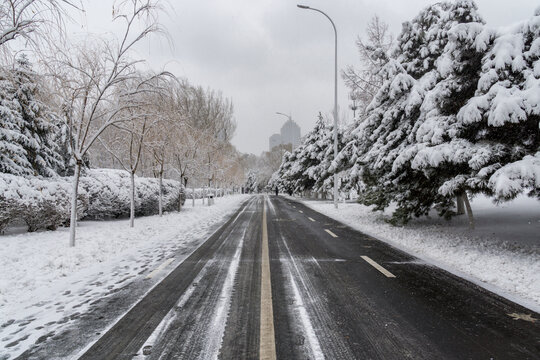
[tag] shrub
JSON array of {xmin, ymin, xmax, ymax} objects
[{"xmin": 0, "ymin": 169, "xmax": 185, "ymax": 232}]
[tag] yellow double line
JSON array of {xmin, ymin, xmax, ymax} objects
[{"xmin": 260, "ymin": 201, "xmax": 277, "ymax": 359}]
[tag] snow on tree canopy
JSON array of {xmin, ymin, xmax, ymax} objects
[
  {"xmin": 0, "ymin": 56, "xmax": 64, "ymax": 177},
  {"xmin": 488, "ymin": 152, "xmax": 540, "ymax": 200},
  {"xmin": 337, "ymin": 0, "xmax": 538, "ymax": 223}
]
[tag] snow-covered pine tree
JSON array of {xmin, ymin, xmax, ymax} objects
[
  {"xmin": 458, "ymin": 7, "xmax": 540, "ymax": 201},
  {"xmin": 390, "ymin": 0, "xmax": 488, "ymax": 224},
  {"xmin": 307, "ymin": 116, "xmax": 346, "ymax": 194},
  {"xmin": 0, "ymin": 55, "xmax": 63, "ymax": 177},
  {"xmin": 244, "ymin": 170, "xmax": 258, "ymax": 193},
  {"xmin": 295, "ymin": 114, "xmax": 328, "ymax": 193},
  {"xmin": 345, "ymin": 1, "xmax": 489, "ymax": 223},
  {"xmin": 0, "ymin": 68, "xmax": 29, "ymax": 175},
  {"xmin": 271, "ymin": 151, "xmax": 294, "ymax": 195},
  {"xmin": 272, "ymin": 144, "xmax": 305, "ymax": 196}
]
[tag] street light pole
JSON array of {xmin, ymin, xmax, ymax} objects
[
  {"xmin": 275, "ymin": 111, "xmax": 291, "ymax": 156},
  {"xmin": 297, "ymin": 4, "xmax": 339, "ymax": 208},
  {"xmin": 275, "ymin": 112, "xmax": 292, "ymax": 122}
]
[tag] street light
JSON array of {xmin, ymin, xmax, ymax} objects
[
  {"xmin": 297, "ymin": 4, "xmax": 339, "ymax": 208},
  {"xmin": 275, "ymin": 112, "xmax": 292, "ymax": 154},
  {"xmin": 275, "ymin": 112, "xmax": 292, "ymax": 121}
]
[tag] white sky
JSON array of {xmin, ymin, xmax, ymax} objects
[{"xmin": 69, "ymin": 0, "xmax": 538, "ymax": 155}]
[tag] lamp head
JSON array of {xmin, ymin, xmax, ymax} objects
[{"xmin": 297, "ymin": 4, "xmax": 310, "ymax": 9}]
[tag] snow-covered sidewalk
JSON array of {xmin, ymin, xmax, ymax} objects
[
  {"xmin": 302, "ymin": 195, "xmax": 540, "ymax": 312},
  {"xmin": 0, "ymin": 194, "xmax": 250, "ymax": 358}
]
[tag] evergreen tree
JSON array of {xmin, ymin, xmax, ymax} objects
[
  {"xmin": 390, "ymin": 0, "xmax": 488, "ymax": 222},
  {"xmin": 0, "ymin": 70, "xmax": 29, "ymax": 175},
  {"xmin": 458, "ymin": 8, "xmax": 540, "ymax": 201},
  {"xmin": 244, "ymin": 170, "xmax": 258, "ymax": 193},
  {"xmin": 0, "ymin": 55, "xmax": 64, "ymax": 177},
  {"xmin": 346, "ymin": 1, "xmax": 489, "ymax": 222}
]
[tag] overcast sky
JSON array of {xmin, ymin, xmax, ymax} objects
[{"xmin": 72, "ymin": 0, "xmax": 537, "ymax": 155}]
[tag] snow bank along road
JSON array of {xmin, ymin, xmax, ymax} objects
[{"xmin": 17, "ymin": 195, "xmax": 540, "ymax": 359}]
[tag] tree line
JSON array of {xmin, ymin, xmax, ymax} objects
[
  {"xmin": 0, "ymin": 0, "xmax": 245, "ymax": 245},
  {"xmin": 272, "ymin": 0, "xmax": 539, "ymax": 226}
]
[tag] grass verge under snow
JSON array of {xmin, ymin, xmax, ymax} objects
[
  {"xmin": 0, "ymin": 195, "xmax": 250, "ymax": 310},
  {"xmin": 302, "ymin": 195, "xmax": 540, "ymax": 312}
]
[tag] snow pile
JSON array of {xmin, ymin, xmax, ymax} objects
[
  {"xmin": 0, "ymin": 169, "xmax": 185, "ymax": 232},
  {"xmin": 304, "ymin": 195, "xmax": 540, "ymax": 311}
]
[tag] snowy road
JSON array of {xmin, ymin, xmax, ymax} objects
[{"xmin": 14, "ymin": 195, "xmax": 540, "ymax": 359}]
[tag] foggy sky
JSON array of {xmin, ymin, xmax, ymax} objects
[{"xmin": 70, "ymin": 0, "xmax": 538, "ymax": 155}]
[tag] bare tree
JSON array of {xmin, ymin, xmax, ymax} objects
[
  {"xmin": 48, "ymin": 0, "xmax": 167, "ymax": 246},
  {"xmin": 98, "ymin": 74, "xmax": 164, "ymax": 227},
  {"xmin": 342, "ymin": 15, "xmax": 393, "ymax": 118},
  {"xmin": 0, "ymin": 0, "xmax": 82, "ymax": 61},
  {"xmin": 145, "ymin": 86, "xmax": 175, "ymax": 216}
]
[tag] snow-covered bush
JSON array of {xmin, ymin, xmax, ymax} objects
[
  {"xmin": 184, "ymin": 188, "xmax": 224, "ymax": 199},
  {"xmin": 80, "ymin": 170, "xmax": 131, "ymax": 219},
  {"xmin": 81, "ymin": 169, "xmax": 185, "ymax": 219},
  {"xmin": 0, "ymin": 169, "xmax": 185, "ymax": 232},
  {"xmin": 0, "ymin": 174, "xmax": 81, "ymax": 232}
]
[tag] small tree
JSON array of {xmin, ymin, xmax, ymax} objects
[
  {"xmin": 48, "ymin": 0, "xmax": 167, "ymax": 246},
  {"xmin": 98, "ymin": 74, "xmax": 164, "ymax": 227},
  {"xmin": 342, "ymin": 15, "xmax": 393, "ymax": 118}
]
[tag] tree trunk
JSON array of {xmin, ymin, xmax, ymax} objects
[
  {"xmin": 130, "ymin": 171, "xmax": 135, "ymax": 228},
  {"xmin": 463, "ymin": 191, "xmax": 475, "ymax": 229},
  {"xmin": 69, "ymin": 162, "xmax": 82, "ymax": 247},
  {"xmin": 456, "ymin": 195, "xmax": 465, "ymax": 215},
  {"xmin": 192, "ymin": 186, "xmax": 195, "ymax": 207},
  {"xmin": 178, "ymin": 184, "xmax": 183, "ymax": 212},
  {"xmin": 158, "ymin": 171, "xmax": 163, "ymax": 217}
]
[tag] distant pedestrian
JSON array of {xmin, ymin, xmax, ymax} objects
[{"xmin": 275, "ymin": 187, "xmax": 278, "ymax": 196}]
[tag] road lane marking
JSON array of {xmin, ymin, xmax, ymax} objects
[
  {"xmin": 145, "ymin": 258, "xmax": 175, "ymax": 279},
  {"xmin": 507, "ymin": 313, "xmax": 537, "ymax": 322},
  {"xmin": 361, "ymin": 256, "xmax": 396, "ymax": 278},
  {"xmin": 324, "ymin": 229, "xmax": 338, "ymax": 238},
  {"xmin": 260, "ymin": 201, "xmax": 277, "ymax": 360},
  {"xmin": 308, "ymin": 217, "xmax": 315, "ymax": 222},
  {"xmin": 299, "ymin": 210, "xmax": 303, "ymax": 213}
]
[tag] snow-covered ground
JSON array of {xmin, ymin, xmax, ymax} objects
[
  {"xmin": 0, "ymin": 194, "xmax": 250, "ymax": 359},
  {"xmin": 302, "ymin": 195, "xmax": 540, "ymax": 312}
]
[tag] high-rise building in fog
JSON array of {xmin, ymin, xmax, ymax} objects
[{"xmin": 269, "ymin": 118, "xmax": 301, "ymax": 151}]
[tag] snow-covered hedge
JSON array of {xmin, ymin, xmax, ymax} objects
[
  {"xmin": 0, "ymin": 169, "xmax": 185, "ymax": 232},
  {"xmin": 185, "ymin": 188, "xmax": 227, "ymax": 199},
  {"xmin": 0, "ymin": 174, "xmax": 84, "ymax": 232},
  {"xmin": 81, "ymin": 169, "xmax": 184, "ymax": 219}
]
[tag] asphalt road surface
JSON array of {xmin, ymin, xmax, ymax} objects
[{"xmin": 29, "ymin": 195, "xmax": 540, "ymax": 359}]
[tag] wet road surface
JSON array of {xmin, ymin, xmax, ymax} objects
[{"xmin": 18, "ymin": 195, "xmax": 540, "ymax": 359}]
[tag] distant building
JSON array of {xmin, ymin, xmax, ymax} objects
[
  {"xmin": 269, "ymin": 118, "xmax": 301, "ymax": 151},
  {"xmin": 269, "ymin": 134, "xmax": 282, "ymax": 150}
]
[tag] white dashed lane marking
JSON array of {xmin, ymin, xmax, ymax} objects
[
  {"xmin": 324, "ymin": 229, "xmax": 338, "ymax": 238},
  {"xmin": 308, "ymin": 217, "xmax": 315, "ymax": 222},
  {"xmin": 361, "ymin": 256, "xmax": 396, "ymax": 278}
]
